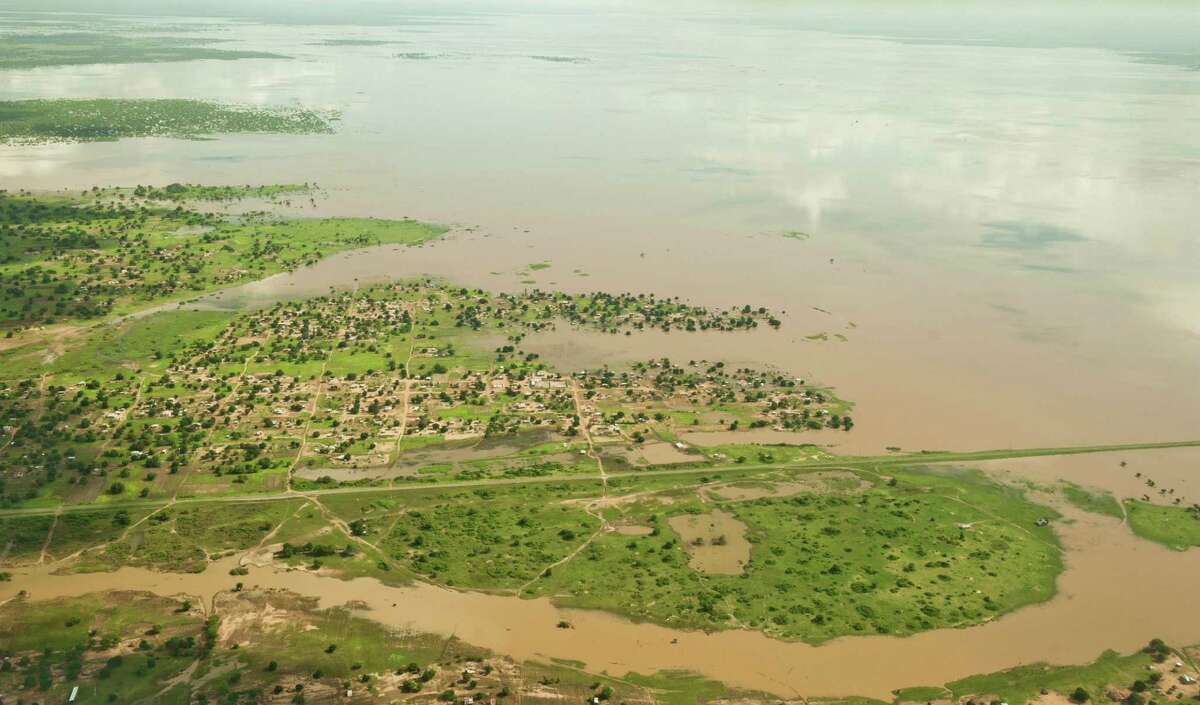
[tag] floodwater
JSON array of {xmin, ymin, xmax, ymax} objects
[
  {"xmin": 2, "ymin": 0, "xmax": 1200, "ymax": 696},
  {"xmin": 4, "ymin": 452, "xmax": 1200, "ymax": 699}
]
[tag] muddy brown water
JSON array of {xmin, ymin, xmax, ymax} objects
[
  {"xmin": 668, "ymin": 509, "xmax": 752, "ymax": 574},
  {"xmin": 5, "ymin": 449, "xmax": 1200, "ymax": 700}
]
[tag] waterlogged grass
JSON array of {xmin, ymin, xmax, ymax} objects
[
  {"xmin": 527, "ymin": 466, "xmax": 1062, "ymax": 643},
  {"xmin": 0, "ymin": 190, "xmax": 445, "ymax": 329},
  {"xmin": 1062, "ymin": 482, "xmax": 1124, "ymax": 519},
  {"xmin": 310, "ymin": 39, "xmax": 400, "ymax": 47},
  {"xmin": 1125, "ymin": 500, "xmax": 1200, "ymax": 551},
  {"xmin": 623, "ymin": 670, "xmax": 739, "ymax": 705},
  {"xmin": 0, "ymin": 32, "xmax": 288, "ymax": 70},
  {"xmin": 0, "ymin": 99, "xmax": 336, "ymax": 144}
]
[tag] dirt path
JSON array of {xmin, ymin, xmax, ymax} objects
[
  {"xmin": 388, "ymin": 317, "xmax": 418, "ymax": 468},
  {"xmin": 571, "ymin": 379, "xmax": 607, "ymax": 495},
  {"xmin": 2, "ymin": 440, "xmax": 1199, "ymax": 520},
  {"xmin": 287, "ymin": 287, "xmax": 360, "ymax": 490},
  {"xmin": 36, "ymin": 509, "xmax": 60, "ymax": 564}
]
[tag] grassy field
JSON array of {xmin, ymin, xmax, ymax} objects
[
  {"xmin": 126, "ymin": 182, "xmax": 312, "ymax": 202},
  {"xmin": 0, "ymin": 32, "xmax": 287, "ymax": 70},
  {"xmin": 944, "ymin": 644, "xmax": 1164, "ymax": 704},
  {"xmin": 1125, "ymin": 500, "xmax": 1200, "ymax": 551},
  {"xmin": 520, "ymin": 466, "xmax": 1061, "ymax": 643},
  {"xmin": 327, "ymin": 481, "xmax": 602, "ymax": 589},
  {"xmin": 0, "ymin": 189, "xmax": 444, "ymax": 332},
  {"xmin": 0, "ymin": 98, "xmax": 335, "ymax": 144}
]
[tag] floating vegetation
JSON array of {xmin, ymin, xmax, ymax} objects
[
  {"xmin": 0, "ymin": 99, "xmax": 338, "ymax": 145},
  {"xmin": 394, "ymin": 52, "xmax": 452, "ymax": 61},
  {"xmin": 778, "ymin": 230, "xmax": 811, "ymax": 241},
  {"xmin": 125, "ymin": 183, "xmax": 312, "ymax": 202},
  {"xmin": 310, "ymin": 39, "xmax": 400, "ymax": 47},
  {"xmin": 0, "ymin": 32, "xmax": 288, "ymax": 70},
  {"xmin": 529, "ymin": 55, "xmax": 590, "ymax": 64}
]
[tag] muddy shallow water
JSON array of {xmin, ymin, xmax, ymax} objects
[
  {"xmin": 668, "ymin": 509, "xmax": 752, "ymax": 574},
  {"xmin": 5, "ymin": 450, "xmax": 1200, "ymax": 699}
]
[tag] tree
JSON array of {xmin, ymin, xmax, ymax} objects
[{"xmin": 1071, "ymin": 688, "xmax": 1090, "ymax": 703}]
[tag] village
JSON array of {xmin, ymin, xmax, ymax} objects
[{"xmin": 0, "ymin": 279, "xmax": 840, "ymax": 504}]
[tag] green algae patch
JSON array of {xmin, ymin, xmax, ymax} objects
[{"xmin": 0, "ymin": 99, "xmax": 336, "ymax": 145}]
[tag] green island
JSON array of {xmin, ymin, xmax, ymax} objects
[
  {"xmin": 0, "ymin": 185, "xmax": 1197, "ymax": 704},
  {"xmin": 1125, "ymin": 500, "xmax": 1200, "ymax": 551},
  {"xmin": 0, "ymin": 32, "xmax": 289, "ymax": 70},
  {"xmin": 0, "ymin": 99, "xmax": 336, "ymax": 145},
  {"xmin": 125, "ymin": 183, "xmax": 315, "ymax": 203}
]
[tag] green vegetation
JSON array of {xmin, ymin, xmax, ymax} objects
[
  {"xmin": 349, "ymin": 483, "xmax": 600, "ymax": 588},
  {"xmin": 0, "ymin": 32, "xmax": 288, "ymax": 70},
  {"xmin": 0, "ymin": 586, "xmax": 764, "ymax": 705},
  {"xmin": 1125, "ymin": 500, "xmax": 1200, "ymax": 551},
  {"xmin": 127, "ymin": 182, "xmax": 311, "ymax": 202},
  {"xmin": 525, "ymin": 466, "xmax": 1062, "ymax": 643},
  {"xmin": 1062, "ymin": 482, "xmax": 1124, "ymax": 519},
  {"xmin": 74, "ymin": 502, "xmax": 304, "ymax": 574},
  {"xmin": 892, "ymin": 686, "xmax": 951, "ymax": 702},
  {"xmin": 311, "ymin": 39, "xmax": 400, "ymax": 46},
  {"xmin": 945, "ymin": 642, "xmax": 1168, "ymax": 705},
  {"xmin": 623, "ymin": 670, "xmax": 739, "ymax": 705},
  {"xmin": 0, "ymin": 189, "xmax": 443, "ymax": 330},
  {"xmin": 0, "ymin": 99, "xmax": 335, "ymax": 144}
]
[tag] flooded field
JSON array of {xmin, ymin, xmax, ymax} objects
[{"xmin": 668, "ymin": 509, "xmax": 752, "ymax": 574}]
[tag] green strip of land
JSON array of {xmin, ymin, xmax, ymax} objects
[
  {"xmin": 0, "ymin": 98, "xmax": 336, "ymax": 144},
  {"xmin": 0, "ymin": 439, "xmax": 1194, "ymax": 518},
  {"xmin": 0, "ymin": 32, "xmax": 288, "ymax": 70}
]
